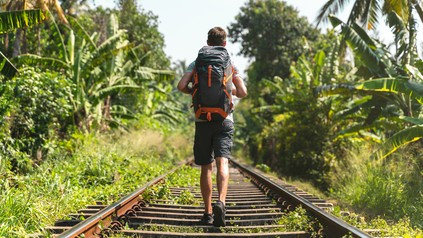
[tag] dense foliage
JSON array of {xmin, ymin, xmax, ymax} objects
[
  {"xmin": 229, "ymin": 0, "xmax": 423, "ymax": 230},
  {"xmin": 0, "ymin": 0, "xmax": 422, "ymax": 235}
]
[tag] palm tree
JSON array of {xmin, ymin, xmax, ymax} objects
[
  {"xmin": 316, "ymin": 16, "xmax": 423, "ymax": 159},
  {"xmin": 316, "ymin": 0, "xmax": 423, "ymax": 29}
]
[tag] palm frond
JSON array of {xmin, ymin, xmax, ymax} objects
[
  {"xmin": 361, "ymin": 0, "xmax": 381, "ymax": 29},
  {"xmin": 406, "ymin": 8, "xmax": 418, "ymax": 65},
  {"xmin": 334, "ymin": 95, "xmax": 373, "ymax": 118},
  {"xmin": 0, "ymin": 9, "xmax": 46, "ymax": 34},
  {"xmin": 96, "ymin": 85, "xmax": 140, "ymax": 97},
  {"xmin": 136, "ymin": 67, "xmax": 175, "ymax": 82},
  {"xmin": 356, "ymin": 77, "xmax": 423, "ymax": 103},
  {"xmin": 111, "ymin": 105, "xmax": 136, "ymax": 119},
  {"xmin": 411, "ymin": 0, "xmax": 423, "ymax": 23},
  {"xmin": 344, "ymin": 22, "xmax": 387, "ymax": 75},
  {"xmin": 315, "ymin": 83, "xmax": 356, "ymax": 97},
  {"xmin": 316, "ymin": 0, "xmax": 352, "ymax": 25},
  {"xmin": 14, "ymin": 54, "xmax": 69, "ymax": 70},
  {"xmin": 383, "ymin": 0, "xmax": 409, "ymax": 21},
  {"xmin": 346, "ymin": 0, "xmax": 369, "ymax": 26},
  {"xmin": 262, "ymin": 78, "xmax": 284, "ymax": 93},
  {"xmin": 337, "ymin": 122, "xmax": 377, "ymax": 137},
  {"xmin": 0, "ymin": 51, "xmax": 18, "ymax": 79},
  {"xmin": 376, "ymin": 124, "xmax": 423, "ymax": 159},
  {"xmin": 313, "ymin": 50, "xmax": 326, "ymax": 83},
  {"xmin": 68, "ymin": 16, "xmax": 97, "ymax": 49},
  {"xmin": 317, "ymin": 77, "xmax": 423, "ymax": 105},
  {"xmin": 387, "ymin": 11, "xmax": 407, "ymax": 42},
  {"xmin": 88, "ymin": 43, "xmax": 134, "ymax": 70},
  {"xmin": 400, "ymin": 116, "xmax": 423, "ymax": 125}
]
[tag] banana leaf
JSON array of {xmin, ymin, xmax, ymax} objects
[
  {"xmin": 356, "ymin": 78, "xmax": 423, "ymax": 103},
  {"xmin": 14, "ymin": 54, "xmax": 69, "ymax": 70},
  {"xmin": 0, "ymin": 51, "xmax": 18, "ymax": 78},
  {"xmin": 0, "ymin": 10, "xmax": 46, "ymax": 34},
  {"xmin": 0, "ymin": 10, "xmax": 47, "ymax": 78},
  {"xmin": 318, "ymin": 77, "xmax": 423, "ymax": 103},
  {"xmin": 400, "ymin": 116, "xmax": 423, "ymax": 125},
  {"xmin": 377, "ymin": 125, "xmax": 423, "ymax": 159}
]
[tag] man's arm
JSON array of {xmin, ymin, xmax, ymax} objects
[
  {"xmin": 232, "ymin": 75, "xmax": 247, "ymax": 98},
  {"xmin": 177, "ymin": 71, "xmax": 194, "ymax": 94}
]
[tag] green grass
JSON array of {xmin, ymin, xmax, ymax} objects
[
  {"xmin": 141, "ymin": 165, "xmax": 203, "ymax": 205},
  {"xmin": 137, "ymin": 164, "xmax": 322, "ymax": 235},
  {"xmin": 276, "ymin": 206, "xmax": 322, "ymax": 237},
  {"xmin": 0, "ymin": 128, "xmax": 191, "ymax": 237},
  {"xmin": 330, "ymin": 142, "xmax": 423, "ymax": 236},
  {"xmin": 236, "ymin": 142, "xmax": 423, "ymax": 237}
]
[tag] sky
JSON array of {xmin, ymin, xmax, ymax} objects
[{"xmin": 90, "ymin": 0, "xmax": 401, "ymax": 75}]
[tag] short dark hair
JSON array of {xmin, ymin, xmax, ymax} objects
[{"xmin": 207, "ymin": 27, "xmax": 226, "ymax": 46}]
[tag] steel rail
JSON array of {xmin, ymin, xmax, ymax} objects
[
  {"xmin": 58, "ymin": 159, "xmax": 193, "ymax": 238},
  {"xmin": 230, "ymin": 159, "xmax": 372, "ymax": 238}
]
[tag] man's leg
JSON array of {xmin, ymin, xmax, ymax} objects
[
  {"xmin": 215, "ymin": 157, "xmax": 229, "ymax": 204},
  {"xmin": 213, "ymin": 157, "xmax": 229, "ymax": 227},
  {"xmin": 200, "ymin": 163, "xmax": 213, "ymax": 214}
]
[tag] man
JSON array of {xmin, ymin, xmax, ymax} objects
[{"xmin": 177, "ymin": 26, "xmax": 247, "ymax": 227}]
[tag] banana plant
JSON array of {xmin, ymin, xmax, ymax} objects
[
  {"xmin": 317, "ymin": 16, "xmax": 423, "ymax": 158},
  {"xmin": 0, "ymin": 9, "xmax": 46, "ymax": 78},
  {"xmin": 15, "ymin": 14, "xmax": 176, "ymax": 131},
  {"xmin": 15, "ymin": 14, "xmax": 133, "ymax": 130}
]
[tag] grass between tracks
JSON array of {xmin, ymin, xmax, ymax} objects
[
  {"xmin": 136, "ymin": 165, "xmax": 323, "ymax": 236},
  {"xmin": 0, "ymin": 128, "xmax": 191, "ymax": 237}
]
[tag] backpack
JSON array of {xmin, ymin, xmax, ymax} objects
[{"xmin": 192, "ymin": 46, "xmax": 234, "ymax": 121}]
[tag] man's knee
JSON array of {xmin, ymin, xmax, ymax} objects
[
  {"xmin": 215, "ymin": 157, "xmax": 228, "ymax": 169},
  {"xmin": 201, "ymin": 163, "xmax": 213, "ymax": 172}
]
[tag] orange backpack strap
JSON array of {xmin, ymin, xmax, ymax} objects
[
  {"xmin": 207, "ymin": 65, "xmax": 212, "ymax": 87},
  {"xmin": 223, "ymin": 71, "xmax": 233, "ymax": 86},
  {"xmin": 195, "ymin": 107, "xmax": 228, "ymax": 121}
]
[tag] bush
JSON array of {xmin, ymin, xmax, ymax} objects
[{"xmin": 0, "ymin": 67, "xmax": 73, "ymax": 172}]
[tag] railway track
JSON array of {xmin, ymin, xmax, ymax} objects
[{"xmin": 45, "ymin": 159, "xmax": 373, "ymax": 238}]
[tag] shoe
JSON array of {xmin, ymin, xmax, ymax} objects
[
  {"xmin": 199, "ymin": 213, "xmax": 213, "ymax": 225},
  {"xmin": 212, "ymin": 200, "xmax": 226, "ymax": 227}
]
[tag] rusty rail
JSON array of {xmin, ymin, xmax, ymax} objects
[
  {"xmin": 48, "ymin": 158, "xmax": 373, "ymax": 237},
  {"xmin": 57, "ymin": 159, "xmax": 193, "ymax": 238},
  {"xmin": 229, "ymin": 159, "xmax": 371, "ymax": 238}
]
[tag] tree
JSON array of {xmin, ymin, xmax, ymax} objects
[
  {"xmin": 117, "ymin": 0, "xmax": 170, "ymax": 69},
  {"xmin": 228, "ymin": 0, "xmax": 320, "ymax": 83},
  {"xmin": 316, "ymin": 0, "xmax": 420, "ymax": 69},
  {"xmin": 316, "ymin": 16, "xmax": 423, "ymax": 159}
]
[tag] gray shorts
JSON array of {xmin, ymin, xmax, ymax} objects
[{"xmin": 194, "ymin": 119, "xmax": 234, "ymax": 165}]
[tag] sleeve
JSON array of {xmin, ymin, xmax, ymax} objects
[
  {"xmin": 186, "ymin": 61, "xmax": 196, "ymax": 73},
  {"xmin": 231, "ymin": 61, "xmax": 245, "ymax": 84}
]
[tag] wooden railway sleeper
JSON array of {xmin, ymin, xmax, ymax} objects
[{"xmin": 46, "ymin": 159, "xmax": 370, "ymax": 237}]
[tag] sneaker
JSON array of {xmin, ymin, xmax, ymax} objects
[
  {"xmin": 199, "ymin": 213, "xmax": 213, "ymax": 225},
  {"xmin": 212, "ymin": 200, "xmax": 226, "ymax": 227}
]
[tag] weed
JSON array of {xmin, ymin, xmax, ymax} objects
[
  {"xmin": 255, "ymin": 163, "xmax": 271, "ymax": 173},
  {"xmin": 275, "ymin": 206, "xmax": 322, "ymax": 237},
  {"xmin": 175, "ymin": 190, "xmax": 199, "ymax": 205},
  {"xmin": 0, "ymin": 129, "xmax": 190, "ymax": 237}
]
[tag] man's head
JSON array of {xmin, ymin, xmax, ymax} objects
[{"xmin": 207, "ymin": 27, "xmax": 226, "ymax": 46}]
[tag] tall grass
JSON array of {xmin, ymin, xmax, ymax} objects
[
  {"xmin": 0, "ymin": 128, "xmax": 191, "ymax": 237},
  {"xmin": 331, "ymin": 142, "xmax": 423, "ymax": 234}
]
